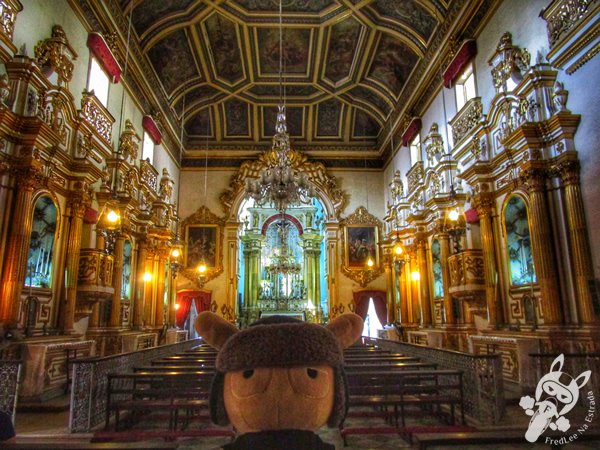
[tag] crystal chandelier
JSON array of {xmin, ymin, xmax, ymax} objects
[{"xmin": 244, "ymin": 0, "xmax": 315, "ymax": 212}]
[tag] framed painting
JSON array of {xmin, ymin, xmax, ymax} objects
[
  {"xmin": 341, "ymin": 206, "xmax": 384, "ymax": 287},
  {"xmin": 345, "ymin": 225, "xmax": 379, "ymax": 268},
  {"xmin": 185, "ymin": 225, "xmax": 219, "ymax": 269},
  {"xmin": 181, "ymin": 206, "xmax": 225, "ymax": 287}
]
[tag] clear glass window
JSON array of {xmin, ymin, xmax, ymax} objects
[
  {"xmin": 87, "ymin": 57, "xmax": 110, "ymax": 107},
  {"xmin": 122, "ymin": 240, "xmax": 132, "ymax": 299},
  {"xmin": 142, "ymin": 131, "xmax": 154, "ymax": 165},
  {"xmin": 431, "ymin": 239, "xmax": 444, "ymax": 298},
  {"xmin": 409, "ymin": 134, "xmax": 421, "ymax": 166},
  {"xmin": 455, "ymin": 65, "xmax": 476, "ymax": 111}
]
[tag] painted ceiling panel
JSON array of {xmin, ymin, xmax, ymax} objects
[
  {"xmin": 224, "ymin": 99, "xmax": 251, "ymax": 137},
  {"xmin": 131, "ymin": 0, "xmax": 196, "ymax": 36},
  {"xmin": 263, "ymin": 106, "xmax": 304, "ymax": 138},
  {"xmin": 316, "ymin": 99, "xmax": 342, "ymax": 137},
  {"xmin": 108, "ymin": 0, "xmax": 480, "ymax": 162},
  {"xmin": 233, "ymin": 0, "xmax": 336, "ymax": 13},
  {"xmin": 324, "ymin": 17, "xmax": 362, "ymax": 83},
  {"xmin": 147, "ymin": 29, "xmax": 200, "ymax": 97},
  {"xmin": 372, "ymin": 0, "xmax": 438, "ymax": 41},
  {"xmin": 203, "ymin": 14, "xmax": 245, "ymax": 84},
  {"xmin": 368, "ymin": 34, "xmax": 419, "ymax": 97},
  {"xmin": 257, "ymin": 28, "xmax": 312, "ymax": 75}
]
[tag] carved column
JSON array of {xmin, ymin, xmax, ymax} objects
[
  {"xmin": 439, "ymin": 233, "xmax": 455, "ymax": 325},
  {"xmin": 241, "ymin": 234, "xmax": 262, "ymax": 320},
  {"xmin": 473, "ymin": 193, "xmax": 501, "ymax": 328},
  {"xmin": 62, "ymin": 189, "xmax": 87, "ymax": 333},
  {"xmin": 0, "ymin": 168, "xmax": 39, "ymax": 326},
  {"xmin": 384, "ymin": 257, "xmax": 395, "ymax": 324},
  {"xmin": 133, "ymin": 239, "xmax": 148, "ymax": 329},
  {"xmin": 522, "ymin": 167, "xmax": 562, "ymax": 325},
  {"xmin": 416, "ymin": 237, "xmax": 432, "ymax": 326},
  {"xmin": 225, "ymin": 224, "xmax": 240, "ymax": 322},
  {"xmin": 109, "ymin": 234, "xmax": 125, "ymax": 327},
  {"xmin": 398, "ymin": 256, "xmax": 409, "ymax": 324},
  {"xmin": 154, "ymin": 251, "xmax": 167, "ymax": 327},
  {"xmin": 325, "ymin": 223, "xmax": 339, "ymax": 318},
  {"xmin": 558, "ymin": 160, "xmax": 597, "ymax": 324}
]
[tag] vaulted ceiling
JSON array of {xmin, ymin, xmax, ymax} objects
[{"xmin": 109, "ymin": 0, "xmax": 494, "ymax": 167}]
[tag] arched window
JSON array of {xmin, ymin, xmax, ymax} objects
[
  {"xmin": 431, "ymin": 239, "xmax": 444, "ymax": 298},
  {"xmin": 121, "ymin": 240, "xmax": 133, "ymax": 299},
  {"xmin": 504, "ymin": 195, "xmax": 536, "ymax": 286},
  {"xmin": 25, "ymin": 195, "xmax": 57, "ymax": 288}
]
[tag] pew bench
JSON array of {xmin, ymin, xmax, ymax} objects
[{"xmin": 105, "ymin": 372, "xmax": 213, "ymax": 431}]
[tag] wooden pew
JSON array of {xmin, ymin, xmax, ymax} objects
[
  {"xmin": 414, "ymin": 429, "xmax": 600, "ymax": 449},
  {"xmin": 4, "ymin": 443, "xmax": 179, "ymax": 450},
  {"xmin": 341, "ymin": 369, "xmax": 465, "ymax": 446},
  {"xmin": 105, "ymin": 371, "xmax": 213, "ymax": 431}
]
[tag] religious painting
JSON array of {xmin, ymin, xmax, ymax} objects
[
  {"xmin": 132, "ymin": 0, "xmax": 197, "ymax": 35},
  {"xmin": 203, "ymin": 13, "xmax": 245, "ymax": 84},
  {"xmin": 176, "ymin": 85, "xmax": 219, "ymax": 113},
  {"xmin": 248, "ymin": 84, "xmax": 317, "ymax": 97},
  {"xmin": 345, "ymin": 226, "xmax": 379, "ymax": 268},
  {"xmin": 368, "ymin": 34, "xmax": 418, "ymax": 96},
  {"xmin": 263, "ymin": 106, "xmax": 304, "ymax": 137},
  {"xmin": 147, "ymin": 29, "xmax": 200, "ymax": 96},
  {"xmin": 234, "ymin": 0, "xmax": 334, "ymax": 13},
  {"xmin": 316, "ymin": 99, "xmax": 342, "ymax": 137},
  {"xmin": 257, "ymin": 27, "xmax": 311, "ymax": 75},
  {"xmin": 349, "ymin": 86, "xmax": 391, "ymax": 117},
  {"xmin": 353, "ymin": 109, "xmax": 381, "ymax": 137},
  {"xmin": 185, "ymin": 225, "xmax": 219, "ymax": 269},
  {"xmin": 503, "ymin": 195, "xmax": 537, "ymax": 286},
  {"xmin": 372, "ymin": 0, "xmax": 437, "ymax": 41},
  {"xmin": 181, "ymin": 206, "xmax": 225, "ymax": 288},
  {"xmin": 431, "ymin": 239, "xmax": 444, "ymax": 298},
  {"xmin": 185, "ymin": 108, "xmax": 212, "ymax": 136},
  {"xmin": 224, "ymin": 99, "xmax": 250, "ymax": 136},
  {"xmin": 341, "ymin": 206, "xmax": 384, "ymax": 287},
  {"xmin": 26, "ymin": 195, "xmax": 58, "ymax": 289},
  {"xmin": 325, "ymin": 17, "xmax": 362, "ymax": 82}
]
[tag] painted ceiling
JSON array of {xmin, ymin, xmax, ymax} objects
[{"xmin": 114, "ymin": 0, "xmax": 475, "ymax": 166}]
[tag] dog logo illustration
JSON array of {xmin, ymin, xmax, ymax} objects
[{"xmin": 520, "ymin": 354, "xmax": 591, "ymax": 443}]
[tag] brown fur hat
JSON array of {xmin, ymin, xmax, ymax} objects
[{"xmin": 196, "ymin": 313, "xmax": 363, "ymax": 428}]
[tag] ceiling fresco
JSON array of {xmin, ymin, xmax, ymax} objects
[{"xmin": 111, "ymin": 0, "xmax": 480, "ymax": 165}]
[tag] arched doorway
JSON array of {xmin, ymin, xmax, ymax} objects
[
  {"xmin": 175, "ymin": 290, "xmax": 211, "ymax": 339},
  {"xmin": 353, "ymin": 290, "xmax": 387, "ymax": 336}
]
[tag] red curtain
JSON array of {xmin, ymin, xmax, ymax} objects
[
  {"xmin": 176, "ymin": 290, "xmax": 212, "ymax": 328},
  {"xmin": 352, "ymin": 290, "xmax": 387, "ymax": 326}
]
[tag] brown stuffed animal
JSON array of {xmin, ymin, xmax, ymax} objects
[{"xmin": 195, "ymin": 312, "xmax": 364, "ymax": 450}]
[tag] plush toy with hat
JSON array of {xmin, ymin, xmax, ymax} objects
[{"xmin": 195, "ymin": 312, "xmax": 364, "ymax": 450}]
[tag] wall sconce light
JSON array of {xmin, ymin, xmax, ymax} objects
[
  {"xmin": 143, "ymin": 272, "xmax": 152, "ymax": 282},
  {"xmin": 366, "ymin": 257, "xmax": 374, "ymax": 268},
  {"xmin": 174, "ymin": 303, "xmax": 180, "ymax": 311},
  {"xmin": 411, "ymin": 271, "xmax": 421, "ymax": 281},
  {"xmin": 448, "ymin": 207, "xmax": 460, "ymax": 222},
  {"xmin": 196, "ymin": 262, "xmax": 207, "ymax": 287},
  {"xmin": 169, "ymin": 237, "xmax": 184, "ymax": 277},
  {"xmin": 106, "ymin": 209, "xmax": 120, "ymax": 224}
]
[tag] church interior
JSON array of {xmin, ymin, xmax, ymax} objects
[{"xmin": 1, "ymin": 0, "xmax": 600, "ymax": 447}]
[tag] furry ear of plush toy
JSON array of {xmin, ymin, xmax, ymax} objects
[{"xmin": 195, "ymin": 312, "xmax": 364, "ymax": 450}]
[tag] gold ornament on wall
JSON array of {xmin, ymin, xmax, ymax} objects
[
  {"xmin": 181, "ymin": 206, "xmax": 225, "ymax": 288},
  {"xmin": 341, "ymin": 206, "xmax": 384, "ymax": 287}
]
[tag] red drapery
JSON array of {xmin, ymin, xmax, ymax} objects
[
  {"xmin": 352, "ymin": 290, "xmax": 387, "ymax": 326},
  {"xmin": 175, "ymin": 290, "xmax": 211, "ymax": 328}
]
